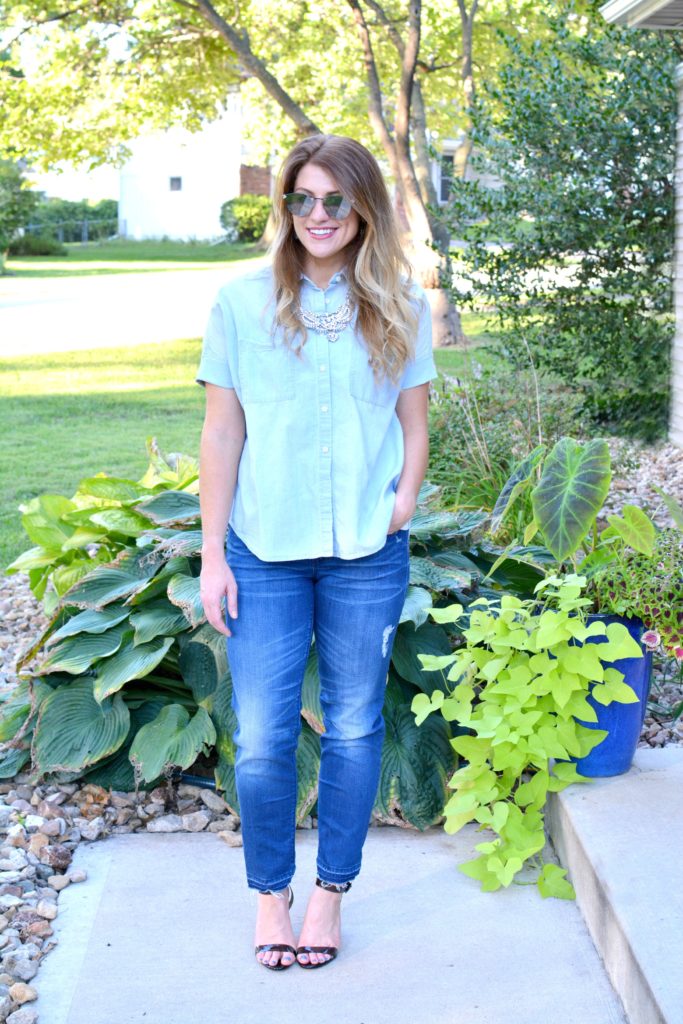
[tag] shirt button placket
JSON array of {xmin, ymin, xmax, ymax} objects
[{"xmin": 317, "ymin": 331, "xmax": 333, "ymax": 554}]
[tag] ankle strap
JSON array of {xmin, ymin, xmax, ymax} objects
[{"xmin": 316, "ymin": 877, "xmax": 352, "ymax": 894}]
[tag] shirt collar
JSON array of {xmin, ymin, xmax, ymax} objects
[{"xmin": 299, "ymin": 265, "xmax": 348, "ymax": 289}]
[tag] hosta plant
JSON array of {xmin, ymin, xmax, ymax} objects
[
  {"xmin": 412, "ymin": 573, "xmax": 644, "ymax": 898},
  {"xmin": 1, "ymin": 443, "xmax": 537, "ymax": 831}
]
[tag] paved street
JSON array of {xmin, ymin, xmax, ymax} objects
[{"xmin": 0, "ymin": 259, "xmax": 267, "ymax": 356}]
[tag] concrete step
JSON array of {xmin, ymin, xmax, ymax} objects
[
  {"xmin": 547, "ymin": 746, "xmax": 683, "ymax": 1024},
  {"xmin": 34, "ymin": 826, "xmax": 626, "ymax": 1024}
]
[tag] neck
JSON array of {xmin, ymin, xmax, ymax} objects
[{"xmin": 302, "ymin": 254, "xmax": 346, "ymax": 290}]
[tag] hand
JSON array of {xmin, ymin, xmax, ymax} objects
[
  {"xmin": 200, "ymin": 556, "xmax": 238, "ymax": 637},
  {"xmin": 387, "ymin": 488, "xmax": 417, "ymax": 535}
]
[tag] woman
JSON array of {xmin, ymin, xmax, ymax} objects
[{"xmin": 196, "ymin": 134, "xmax": 436, "ymax": 971}]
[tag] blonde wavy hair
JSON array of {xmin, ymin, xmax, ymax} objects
[{"xmin": 269, "ymin": 134, "xmax": 420, "ymax": 385}]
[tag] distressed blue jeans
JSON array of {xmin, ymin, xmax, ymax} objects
[{"xmin": 225, "ymin": 527, "xmax": 410, "ymax": 892}]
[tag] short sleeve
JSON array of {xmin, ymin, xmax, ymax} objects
[
  {"xmin": 400, "ymin": 284, "xmax": 438, "ymax": 390},
  {"xmin": 195, "ymin": 292, "xmax": 235, "ymax": 389}
]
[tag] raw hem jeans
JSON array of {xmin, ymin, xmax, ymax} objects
[{"xmin": 225, "ymin": 527, "xmax": 410, "ymax": 892}]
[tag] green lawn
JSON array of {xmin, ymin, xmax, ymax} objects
[
  {"xmin": 0, "ymin": 312, "xmax": 496, "ymax": 571},
  {"xmin": 5, "ymin": 239, "xmax": 262, "ymax": 278}
]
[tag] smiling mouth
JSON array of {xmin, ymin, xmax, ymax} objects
[{"xmin": 307, "ymin": 228, "xmax": 337, "ymax": 238}]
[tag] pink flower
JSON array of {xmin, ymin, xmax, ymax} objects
[
  {"xmin": 673, "ymin": 646, "xmax": 683, "ymax": 662},
  {"xmin": 642, "ymin": 630, "xmax": 661, "ymax": 650}
]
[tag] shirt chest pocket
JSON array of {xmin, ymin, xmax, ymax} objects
[
  {"xmin": 349, "ymin": 341, "xmax": 399, "ymax": 408},
  {"xmin": 238, "ymin": 336, "xmax": 296, "ymax": 404}
]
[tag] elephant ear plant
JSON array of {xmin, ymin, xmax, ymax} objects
[{"xmin": 412, "ymin": 574, "xmax": 643, "ymax": 899}]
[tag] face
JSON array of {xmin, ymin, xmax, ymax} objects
[{"xmin": 290, "ymin": 162, "xmax": 361, "ymax": 271}]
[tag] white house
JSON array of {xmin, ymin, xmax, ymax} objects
[{"xmin": 118, "ymin": 93, "xmax": 243, "ymax": 241}]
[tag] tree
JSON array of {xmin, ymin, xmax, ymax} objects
[
  {"xmin": 442, "ymin": 1, "xmax": 681, "ymax": 439},
  {"xmin": 0, "ymin": 160, "xmax": 38, "ymax": 273}
]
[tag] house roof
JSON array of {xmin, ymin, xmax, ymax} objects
[{"xmin": 600, "ymin": 0, "xmax": 683, "ymax": 27}]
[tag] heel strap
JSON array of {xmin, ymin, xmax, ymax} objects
[{"xmin": 316, "ymin": 877, "xmax": 352, "ymax": 894}]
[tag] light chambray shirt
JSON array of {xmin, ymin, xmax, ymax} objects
[{"xmin": 196, "ymin": 263, "xmax": 437, "ymax": 561}]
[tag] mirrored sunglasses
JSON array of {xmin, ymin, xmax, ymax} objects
[{"xmin": 282, "ymin": 192, "xmax": 353, "ymax": 220}]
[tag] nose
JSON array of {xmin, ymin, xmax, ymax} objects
[{"xmin": 309, "ymin": 197, "xmax": 332, "ymax": 222}]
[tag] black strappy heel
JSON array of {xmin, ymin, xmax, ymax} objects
[
  {"xmin": 296, "ymin": 877, "xmax": 352, "ymax": 969},
  {"xmin": 254, "ymin": 885, "xmax": 296, "ymax": 971}
]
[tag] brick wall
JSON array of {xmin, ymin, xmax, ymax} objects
[
  {"xmin": 671, "ymin": 65, "xmax": 683, "ymax": 446},
  {"xmin": 240, "ymin": 164, "xmax": 272, "ymax": 197}
]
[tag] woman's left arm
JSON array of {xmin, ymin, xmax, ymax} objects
[{"xmin": 389, "ymin": 382, "xmax": 430, "ymax": 533}]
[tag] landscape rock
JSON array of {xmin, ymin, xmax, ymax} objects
[
  {"xmin": 7, "ymin": 983, "xmax": 36, "ymax": 1004},
  {"xmin": 146, "ymin": 815, "xmax": 183, "ymax": 833}
]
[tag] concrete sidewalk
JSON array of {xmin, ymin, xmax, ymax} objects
[{"xmin": 34, "ymin": 826, "xmax": 625, "ymax": 1024}]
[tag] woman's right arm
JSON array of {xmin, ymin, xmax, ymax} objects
[{"xmin": 198, "ymin": 382, "xmax": 246, "ymax": 637}]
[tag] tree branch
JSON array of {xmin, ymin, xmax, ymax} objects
[
  {"xmin": 345, "ymin": 0, "xmax": 398, "ymax": 178},
  {"xmin": 189, "ymin": 0, "xmax": 319, "ymax": 136}
]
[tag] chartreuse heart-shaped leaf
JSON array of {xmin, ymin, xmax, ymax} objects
[
  {"xmin": 412, "ymin": 573, "xmax": 648, "ymax": 898},
  {"xmin": 607, "ymin": 504, "xmax": 655, "ymax": 556},
  {"xmin": 531, "ymin": 437, "xmax": 611, "ymax": 561},
  {"xmin": 129, "ymin": 704, "xmax": 216, "ymax": 783},
  {"xmin": 537, "ymin": 864, "xmax": 576, "ymax": 900},
  {"xmin": 33, "ymin": 678, "xmax": 130, "ymax": 774}
]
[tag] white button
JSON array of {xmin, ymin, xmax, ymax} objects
[
  {"xmin": 322, "ymin": 445, "xmax": 329, "ymax": 454},
  {"xmin": 321, "ymin": 404, "xmax": 328, "ymax": 412},
  {"xmin": 319, "ymin": 364, "xmax": 326, "ymax": 372}
]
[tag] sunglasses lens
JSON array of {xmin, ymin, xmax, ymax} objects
[
  {"xmin": 323, "ymin": 195, "xmax": 352, "ymax": 219},
  {"xmin": 283, "ymin": 193, "xmax": 314, "ymax": 217}
]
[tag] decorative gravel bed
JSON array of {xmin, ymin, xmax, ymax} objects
[{"xmin": 0, "ymin": 436, "xmax": 681, "ymax": 1020}]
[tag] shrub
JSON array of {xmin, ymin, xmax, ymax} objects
[
  {"xmin": 5, "ymin": 441, "xmax": 546, "ymax": 828},
  {"xmin": 220, "ymin": 194, "xmax": 271, "ymax": 242},
  {"xmin": 441, "ymin": 4, "xmax": 677, "ymax": 440},
  {"xmin": 8, "ymin": 234, "xmax": 67, "ymax": 256}
]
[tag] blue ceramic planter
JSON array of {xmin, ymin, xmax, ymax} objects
[{"xmin": 573, "ymin": 614, "xmax": 652, "ymax": 778}]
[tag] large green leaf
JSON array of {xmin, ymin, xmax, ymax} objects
[
  {"xmin": 90, "ymin": 508, "xmax": 153, "ymax": 537},
  {"xmin": 130, "ymin": 599, "xmax": 188, "ymax": 645},
  {"xmin": 62, "ymin": 553, "xmax": 153, "ymax": 609},
  {"xmin": 301, "ymin": 644, "xmax": 324, "ymax": 733},
  {"xmin": 19, "ymin": 495, "xmax": 76, "ymax": 549},
  {"xmin": 167, "ymin": 573, "xmax": 205, "ymax": 628},
  {"xmin": 399, "ymin": 586, "xmax": 433, "ymax": 630},
  {"xmin": 178, "ymin": 636, "xmax": 220, "ymax": 703},
  {"xmin": 80, "ymin": 697, "xmax": 171, "ymax": 791},
  {"xmin": 37, "ymin": 623, "xmax": 129, "ymax": 675},
  {"xmin": 409, "ymin": 556, "xmax": 471, "ymax": 592},
  {"xmin": 491, "ymin": 445, "xmax": 546, "ymax": 535},
  {"xmin": 128, "ymin": 704, "xmax": 216, "ymax": 783},
  {"xmin": 93, "ymin": 635, "xmax": 175, "ymax": 702},
  {"xmin": 75, "ymin": 476, "xmax": 150, "ymax": 502},
  {"xmin": 6, "ymin": 546, "xmax": 61, "ymax": 574},
  {"xmin": 0, "ymin": 745, "xmax": 31, "ymax": 779},
  {"xmin": 410, "ymin": 509, "xmax": 489, "ymax": 542},
  {"xmin": 296, "ymin": 722, "xmax": 321, "ymax": 823},
  {"xmin": 49, "ymin": 604, "xmax": 131, "ymax": 642},
  {"xmin": 145, "ymin": 529, "xmax": 203, "ymax": 559},
  {"xmin": 392, "ymin": 621, "xmax": 453, "ymax": 692},
  {"xmin": 375, "ymin": 697, "xmax": 453, "ymax": 830},
  {"xmin": 136, "ymin": 490, "xmax": 201, "ymax": 525},
  {"xmin": 210, "ymin": 669, "xmax": 239, "ymax": 813},
  {"xmin": 531, "ymin": 438, "xmax": 611, "ymax": 561},
  {"xmin": 32, "ymin": 677, "xmax": 130, "ymax": 774}
]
